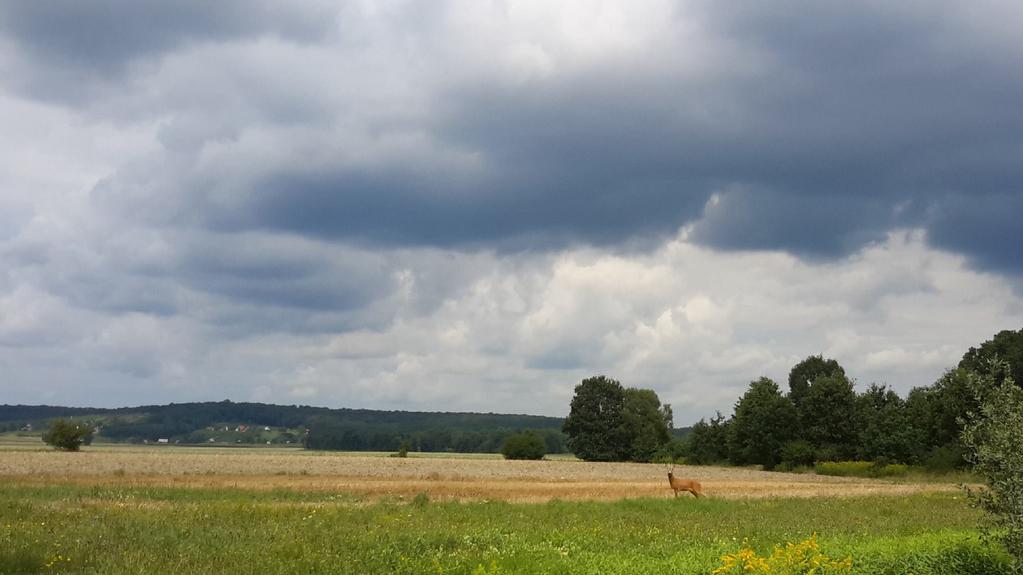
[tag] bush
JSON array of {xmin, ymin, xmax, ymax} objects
[
  {"xmin": 815, "ymin": 461, "xmax": 910, "ymax": 478},
  {"xmin": 41, "ymin": 419, "xmax": 94, "ymax": 451},
  {"xmin": 813, "ymin": 444, "xmax": 844, "ymax": 463},
  {"xmin": 872, "ymin": 463, "xmax": 910, "ymax": 478},
  {"xmin": 389, "ymin": 440, "xmax": 411, "ymax": 458},
  {"xmin": 961, "ymin": 363, "xmax": 1023, "ymax": 569},
  {"xmin": 923, "ymin": 444, "xmax": 966, "ymax": 472},
  {"xmin": 779, "ymin": 440, "xmax": 816, "ymax": 468},
  {"xmin": 501, "ymin": 432, "xmax": 546, "ymax": 460},
  {"xmin": 816, "ymin": 461, "xmax": 873, "ymax": 477}
]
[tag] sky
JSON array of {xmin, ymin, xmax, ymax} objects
[{"xmin": 1, "ymin": 1, "xmax": 1022, "ymax": 424}]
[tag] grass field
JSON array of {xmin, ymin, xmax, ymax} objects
[{"xmin": 0, "ymin": 444, "xmax": 1010, "ymax": 574}]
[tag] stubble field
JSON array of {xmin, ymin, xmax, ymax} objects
[
  {"xmin": 0, "ymin": 444, "xmax": 1010, "ymax": 574},
  {"xmin": 0, "ymin": 447, "xmax": 959, "ymax": 502}
]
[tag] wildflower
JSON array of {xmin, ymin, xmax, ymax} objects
[{"xmin": 713, "ymin": 534, "xmax": 852, "ymax": 575}]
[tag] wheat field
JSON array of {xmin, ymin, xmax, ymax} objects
[{"xmin": 0, "ymin": 445, "xmax": 957, "ymax": 502}]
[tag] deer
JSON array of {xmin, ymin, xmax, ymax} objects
[{"xmin": 666, "ymin": 463, "xmax": 704, "ymax": 498}]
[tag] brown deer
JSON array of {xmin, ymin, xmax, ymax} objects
[{"xmin": 666, "ymin": 463, "xmax": 703, "ymax": 498}]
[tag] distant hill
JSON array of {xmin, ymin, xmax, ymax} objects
[
  {"xmin": 1, "ymin": 401, "xmax": 694, "ymax": 455},
  {"xmin": 0, "ymin": 404, "xmax": 104, "ymax": 423},
  {"xmin": 0, "ymin": 400, "xmax": 569, "ymax": 454}
]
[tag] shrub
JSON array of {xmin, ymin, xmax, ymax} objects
[
  {"xmin": 923, "ymin": 444, "xmax": 966, "ymax": 472},
  {"xmin": 872, "ymin": 463, "xmax": 910, "ymax": 478},
  {"xmin": 815, "ymin": 461, "xmax": 910, "ymax": 478},
  {"xmin": 501, "ymin": 431, "xmax": 546, "ymax": 460},
  {"xmin": 390, "ymin": 440, "xmax": 411, "ymax": 458},
  {"xmin": 816, "ymin": 461, "xmax": 873, "ymax": 477},
  {"xmin": 961, "ymin": 363, "xmax": 1023, "ymax": 569},
  {"xmin": 813, "ymin": 444, "xmax": 844, "ymax": 463},
  {"xmin": 780, "ymin": 440, "xmax": 816, "ymax": 468},
  {"xmin": 41, "ymin": 419, "xmax": 94, "ymax": 451}
]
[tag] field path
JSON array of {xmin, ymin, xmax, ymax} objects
[{"xmin": 0, "ymin": 448, "xmax": 959, "ymax": 502}]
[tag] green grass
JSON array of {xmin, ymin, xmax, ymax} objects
[{"xmin": 0, "ymin": 482, "xmax": 1010, "ymax": 574}]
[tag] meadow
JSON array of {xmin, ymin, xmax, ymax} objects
[{"xmin": 0, "ymin": 443, "xmax": 1010, "ymax": 574}]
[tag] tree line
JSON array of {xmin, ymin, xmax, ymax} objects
[
  {"xmin": 303, "ymin": 417, "xmax": 567, "ymax": 453},
  {"xmin": 559, "ymin": 328, "xmax": 1023, "ymax": 468},
  {"xmin": 684, "ymin": 328, "xmax": 1023, "ymax": 470},
  {"xmin": 3, "ymin": 400, "xmax": 569, "ymax": 454}
]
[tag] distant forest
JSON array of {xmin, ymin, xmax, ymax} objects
[{"xmin": 0, "ymin": 400, "xmax": 572, "ymax": 454}]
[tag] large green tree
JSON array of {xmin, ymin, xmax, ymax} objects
[
  {"xmin": 727, "ymin": 377, "xmax": 798, "ymax": 469},
  {"xmin": 563, "ymin": 376, "xmax": 630, "ymax": 461},
  {"xmin": 42, "ymin": 419, "xmax": 94, "ymax": 452},
  {"xmin": 622, "ymin": 388, "xmax": 673, "ymax": 462},
  {"xmin": 799, "ymin": 373, "xmax": 858, "ymax": 460},
  {"xmin": 563, "ymin": 377, "xmax": 674, "ymax": 462},
  {"xmin": 788, "ymin": 355, "xmax": 846, "ymax": 408},
  {"xmin": 959, "ymin": 327, "xmax": 1023, "ymax": 387},
  {"xmin": 855, "ymin": 384, "xmax": 915, "ymax": 463},
  {"xmin": 907, "ymin": 369, "xmax": 975, "ymax": 447}
]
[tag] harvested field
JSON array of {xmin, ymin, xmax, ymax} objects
[{"xmin": 0, "ymin": 447, "xmax": 958, "ymax": 502}]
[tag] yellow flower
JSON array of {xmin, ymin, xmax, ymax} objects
[{"xmin": 713, "ymin": 534, "xmax": 852, "ymax": 575}]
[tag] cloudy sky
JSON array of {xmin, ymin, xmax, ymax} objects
[{"xmin": 2, "ymin": 1, "xmax": 1022, "ymax": 424}]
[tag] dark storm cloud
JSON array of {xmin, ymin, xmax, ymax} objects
[
  {"xmin": 928, "ymin": 193, "xmax": 1023, "ymax": 274},
  {"xmin": 238, "ymin": 163, "xmax": 709, "ymax": 251},
  {"xmin": 689, "ymin": 187, "xmax": 896, "ymax": 258},
  {"xmin": 173, "ymin": 233, "xmax": 394, "ymax": 313},
  {"xmin": 0, "ymin": 0, "xmax": 335, "ymax": 103},
  {"xmin": 0, "ymin": 1, "xmax": 333, "ymax": 73},
  {"xmin": 5, "ymin": 1, "xmax": 1023, "ymax": 274},
  {"xmin": 223, "ymin": 3, "xmax": 1023, "ymax": 270}
]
